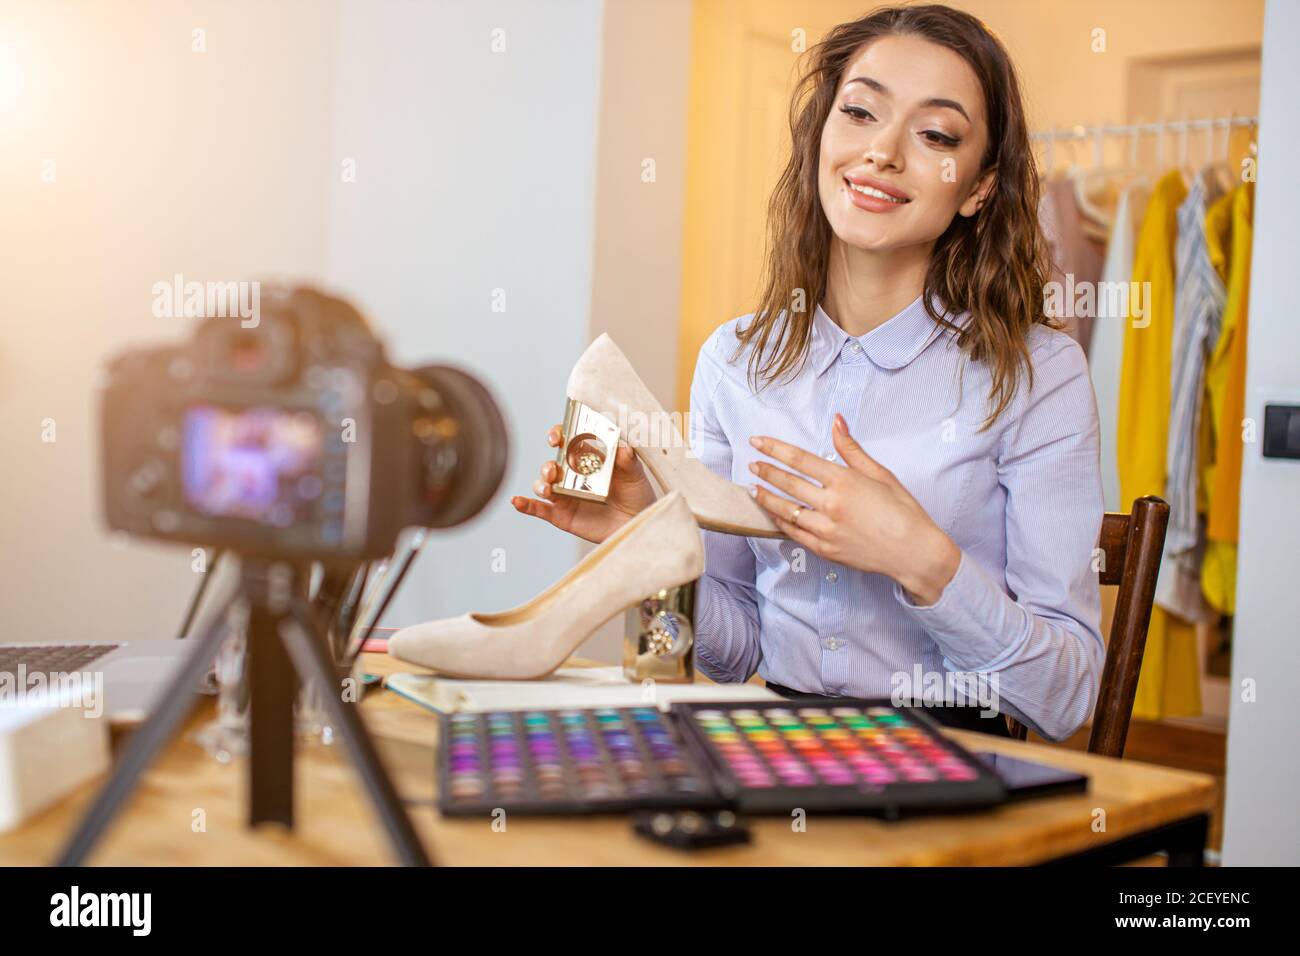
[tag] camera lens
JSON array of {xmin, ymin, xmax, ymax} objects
[{"xmin": 411, "ymin": 365, "xmax": 508, "ymax": 528}]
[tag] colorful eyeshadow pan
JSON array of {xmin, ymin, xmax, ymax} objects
[
  {"xmin": 439, "ymin": 700, "xmax": 1006, "ymax": 818},
  {"xmin": 438, "ymin": 706, "xmax": 721, "ymax": 816},
  {"xmin": 673, "ymin": 700, "xmax": 1006, "ymax": 815}
]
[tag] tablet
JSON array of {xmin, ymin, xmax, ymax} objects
[{"xmin": 973, "ymin": 751, "xmax": 1088, "ymax": 801}]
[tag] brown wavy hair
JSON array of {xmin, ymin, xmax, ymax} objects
[{"xmin": 734, "ymin": 3, "xmax": 1051, "ymax": 428}]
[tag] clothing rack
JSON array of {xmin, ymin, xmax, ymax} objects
[{"xmin": 1032, "ymin": 114, "xmax": 1259, "ymax": 170}]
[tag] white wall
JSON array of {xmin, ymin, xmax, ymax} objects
[
  {"xmin": 1222, "ymin": 0, "xmax": 1300, "ymax": 867},
  {"xmin": 323, "ymin": 0, "xmax": 693, "ymax": 663},
  {"xmin": 322, "ymin": 0, "xmax": 609, "ymax": 648}
]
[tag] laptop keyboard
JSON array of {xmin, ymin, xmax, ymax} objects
[{"xmin": 0, "ymin": 644, "xmax": 121, "ymax": 674}]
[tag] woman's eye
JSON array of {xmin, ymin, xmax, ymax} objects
[
  {"xmin": 838, "ymin": 105, "xmax": 959, "ymax": 147},
  {"xmin": 922, "ymin": 130, "xmax": 961, "ymax": 147}
]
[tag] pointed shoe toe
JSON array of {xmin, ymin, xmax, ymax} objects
[
  {"xmin": 387, "ymin": 614, "xmax": 556, "ymax": 680},
  {"xmin": 557, "ymin": 333, "xmax": 782, "ymax": 538},
  {"xmin": 386, "ymin": 491, "xmax": 704, "ymax": 680},
  {"xmin": 387, "ymin": 614, "xmax": 475, "ymax": 672}
]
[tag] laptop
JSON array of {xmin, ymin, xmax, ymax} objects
[
  {"xmin": 0, "ymin": 640, "xmax": 194, "ymax": 724},
  {"xmin": 0, "ymin": 542, "xmax": 405, "ymax": 726}
]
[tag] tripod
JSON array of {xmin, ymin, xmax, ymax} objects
[{"xmin": 57, "ymin": 559, "xmax": 432, "ymax": 866}]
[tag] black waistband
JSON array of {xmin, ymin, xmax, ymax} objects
[{"xmin": 764, "ymin": 681, "xmax": 1011, "ymax": 738}]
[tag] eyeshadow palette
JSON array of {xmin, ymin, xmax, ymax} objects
[
  {"xmin": 437, "ymin": 706, "xmax": 723, "ymax": 817},
  {"xmin": 670, "ymin": 699, "xmax": 1007, "ymax": 816},
  {"xmin": 437, "ymin": 700, "xmax": 1012, "ymax": 819}
]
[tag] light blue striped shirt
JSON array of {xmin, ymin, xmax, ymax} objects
[
  {"xmin": 688, "ymin": 293, "xmax": 1104, "ymax": 741},
  {"xmin": 1160, "ymin": 168, "xmax": 1225, "ymax": 622}
]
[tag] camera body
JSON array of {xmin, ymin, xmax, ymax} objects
[{"xmin": 101, "ymin": 286, "xmax": 506, "ymax": 562}]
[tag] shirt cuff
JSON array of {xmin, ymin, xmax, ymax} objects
[
  {"xmin": 692, "ymin": 574, "xmax": 744, "ymax": 683},
  {"xmin": 694, "ymin": 645, "xmax": 740, "ymax": 684},
  {"xmin": 892, "ymin": 550, "xmax": 1030, "ymax": 672}
]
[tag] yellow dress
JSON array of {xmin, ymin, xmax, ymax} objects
[
  {"xmin": 1201, "ymin": 182, "xmax": 1255, "ymax": 614},
  {"xmin": 1117, "ymin": 169, "xmax": 1200, "ymax": 719}
]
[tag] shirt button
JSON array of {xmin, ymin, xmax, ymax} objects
[
  {"xmin": 824, "ymin": 637, "xmax": 840, "ymax": 651},
  {"xmin": 824, "ymin": 451, "xmax": 836, "ymax": 461},
  {"xmin": 850, "ymin": 342, "xmax": 862, "ymax": 352},
  {"xmin": 825, "ymin": 571, "xmax": 838, "ymax": 583}
]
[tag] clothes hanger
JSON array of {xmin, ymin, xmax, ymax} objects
[
  {"xmin": 1040, "ymin": 125, "xmax": 1078, "ymax": 191},
  {"xmin": 1071, "ymin": 126, "xmax": 1112, "ymax": 238},
  {"xmin": 1210, "ymin": 113, "xmax": 1240, "ymax": 194},
  {"xmin": 1063, "ymin": 126, "xmax": 1082, "ymax": 176},
  {"xmin": 1126, "ymin": 123, "xmax": 1153, "ymax": 189},
  {"xmin": 1042, "ymin": 125, "xmax": 1057, "ymax": 183},
  {"xmin": 1070, "ymin": 124, "xmax": 1119, "ymax": 236},
  {"xmin": 1152, "ymin": 120, "xmax": 1184, "ymax": 188},
  {"xmin": 1105, "ymin": 123, "xmax": 1153, "ymax": 218},
  {"xmin": 1117, "ymin": 125, "xmax": 1154, "ymax": 231},
  {"xmin": 1176, "ymin": 116, "xmax": 1195, "ymax": 190}
]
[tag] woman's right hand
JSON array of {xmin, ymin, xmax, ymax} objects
[{"xmin": 510, "ymin": 424, "xmax": 659, "ymax": 544}]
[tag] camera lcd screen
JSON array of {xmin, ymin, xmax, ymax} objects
[{"xmin": 181, "ymin": 405, "xmax": 327, "ymax": 526}]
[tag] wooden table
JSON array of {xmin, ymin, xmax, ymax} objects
[{"xmin": 0, "ymin": 654, "xmax": 1217, "ymax": 866}]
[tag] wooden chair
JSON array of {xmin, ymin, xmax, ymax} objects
[{"xmin": 1005, "ymin": 495, "xmax": 1170, "ymax": 759}]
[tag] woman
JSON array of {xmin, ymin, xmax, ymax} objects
[{"xmin": 513, "ymin": 4, "xmax": 1102, "ymax": 742}]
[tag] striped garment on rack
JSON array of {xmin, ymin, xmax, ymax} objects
[{"xmin": 1159, "ymin": 167, "xmax": 1226, "ymax": 620}]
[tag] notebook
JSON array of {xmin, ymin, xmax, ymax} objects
[{"xmin": 384, "ymin": 666, "xmax": 780, "ymax": 714}]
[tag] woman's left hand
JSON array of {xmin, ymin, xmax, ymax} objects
[{"xmin": 748, "ymin": 413, "xmax": 961, "ymax": 605}]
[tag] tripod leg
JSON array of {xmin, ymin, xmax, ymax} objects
[
  {"xmin": 279, "ymin": 609, "xmax": 432, "ymax": 866},
  {"xmin": 178, "ymin": 548, "xmax": 223, "ymax": 638},
  {"xmin": 56, "ymin": 602, "xmax": 234, "ymax": 865},
  {"xmin": 247, "ymin": 601, "xmax": 295, "ymax": 827}
]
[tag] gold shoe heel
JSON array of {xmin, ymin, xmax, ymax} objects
[
  {"xmin": 552, "ymin": 397, "xmax": 621, "ymax": 502},
  {"xmin": 562, "ymin": 333, "xmax": 783, "ymax": 537},
  {"xmin": 623, "ymin": 580, "xmax": 696, "ymax": 684}
]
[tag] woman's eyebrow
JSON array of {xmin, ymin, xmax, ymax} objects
[{"xmin": 843, "ymin": 76, "xmax": 970, "ymax": 123}]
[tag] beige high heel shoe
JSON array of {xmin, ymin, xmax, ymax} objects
[
  {"xmin": 386, "ymin": 491, "xmax": 703, "ymax": 679},
  {"xmin": 553, "ymin": 333, "xmax": 782, "ymax": 538}
]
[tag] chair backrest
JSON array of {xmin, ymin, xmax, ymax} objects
[{"xmin": 1006, "ymin": 495, "xmax": 1170, "ymax": 758}]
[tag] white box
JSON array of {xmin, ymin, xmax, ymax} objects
[{"xmin": 0, "ymin": 689, "xmax": 111, "ymax": 833}]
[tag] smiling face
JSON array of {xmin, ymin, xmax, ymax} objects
[{"xmin": 818, "ymin": 34, "xmax": 995, "ymax": 254}]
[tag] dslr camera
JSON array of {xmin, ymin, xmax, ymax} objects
[{"xmin": 101, "ymin": 285, "xmax": 507, "ymax": 561}]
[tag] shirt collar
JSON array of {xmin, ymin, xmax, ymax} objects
[{"xmin": 808, "ymin": 292, "xmax": 953, "ymax": 377}]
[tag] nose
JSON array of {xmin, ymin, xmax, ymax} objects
[{"xmin": 862, "ymin": 119, "xmax": 904, "ymax": 170}]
